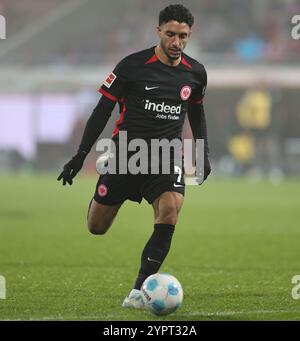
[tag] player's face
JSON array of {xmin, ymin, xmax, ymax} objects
[{"xmin": 157, "ymin": 21, "xmax": 192, "ymax": 60}]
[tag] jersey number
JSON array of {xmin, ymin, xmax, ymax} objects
[{"xmin": 175, "ymin": 165, "xmax": 183, "ymax": 183}]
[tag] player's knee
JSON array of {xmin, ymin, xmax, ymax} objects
[
  {"xmin": 160, "ymin": 215, "xmax": 178, "ymax": 226},
  {"xmin": 87, "ymin": 219, "xmax": 110, "ymax": 235},
  {"xmin": 157, "ymin": 205, "xmax": 178, "ymax": 225}
]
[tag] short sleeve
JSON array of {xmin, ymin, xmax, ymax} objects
[
  {"xmin": 189, "ymin": 66, "xmax": 207, "ymax": 105},
  {"xmin": 98, "ymin": 57, "xmax": 129, "ymax": 102}
]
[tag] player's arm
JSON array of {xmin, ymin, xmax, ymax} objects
[
  {"xmin": 188, "ymin": 65, "xmax": 211, "ymax": 183},
  {"xmin": 58, "ymin": 57, "xmax": 129, "ymax": 185},
  {"xmin": 188, "ymin": 101, "xmax": 211, "ymax": 182},
  {"xmin": 57, "ymin": 96, "xmax": 116, "ymax": 185}
]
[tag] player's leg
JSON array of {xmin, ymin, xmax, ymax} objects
[
  {"xmin": 123, "ymin": 191, "xmax": 184, "ymax": 309},
  {"xmin": 133, "ymin": 191, "xmax": 184, "ymax": 290},
  {"xmin": 123, "ymin": 187, "xmax": 184, "ymax": 308},
  {"xmin": 152, "ymin": 191, "xmax": 184, "ymax": 225},
  {"xmin": 121, "ymin": 166, "xmax": 185, "ymax": 308},
  {"xmin": 87, "ymin": 199, "xmax": 122, "ymax": 235},
  {"xmin": 87, "ymin": 173, "xmax": 135, "ymax": 235}
]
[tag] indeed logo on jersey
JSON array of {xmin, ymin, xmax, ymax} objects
[{"xmin": 145, "ymin": 100, "xmax": 182, "ymax": 114}]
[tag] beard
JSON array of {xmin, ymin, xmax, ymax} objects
[{"xmin": 161, "ymin": 43, "xmax": 182, "ymax": 61}]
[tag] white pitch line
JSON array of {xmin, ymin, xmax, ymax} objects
[
  {"xmin": 180, "ymin": 309, "xmax": 300, "ymax": 317},
  {"xmin": 1, "ymin": 309, "xmax": 300, "ymax": 321}
]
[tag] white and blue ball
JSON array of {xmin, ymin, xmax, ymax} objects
[{"xmin": 141, "ymin": 273, "xmax": 183, "ymax": 316}]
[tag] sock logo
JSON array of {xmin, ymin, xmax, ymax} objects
[{"xmin": 147, "ymin": 257, "xmax": 161, "ymax": 264}]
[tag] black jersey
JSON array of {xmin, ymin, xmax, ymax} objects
[{"xmin": 99, "ymin": 46, "xmax": 207, "ymax": 142}]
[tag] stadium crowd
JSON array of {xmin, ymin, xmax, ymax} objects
[{"xmin": 0, "ymin": 0, "xmax": 299, "ymax": 65}]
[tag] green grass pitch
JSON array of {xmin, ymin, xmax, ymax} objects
[{"xmin": 0, "ymin": 175, "xmax": 300, "ymax": 321}]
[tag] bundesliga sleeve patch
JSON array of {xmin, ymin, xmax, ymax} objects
[{"xmin": 103, "ymin": 72, "xmax": 117, "ymax": 88}]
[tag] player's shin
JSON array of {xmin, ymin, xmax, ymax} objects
[{"xmin": 134, "ymin": 223, "xmax": 175, "ymax": 290}]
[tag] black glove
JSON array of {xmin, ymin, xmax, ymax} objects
[
  {"xmin": 204, "ymin": 155, "xmax": 211, "ymax": 181},
  {"xmin": 196, "ymin": 155, "xmax": 211, "ymax": 185},
  {"xmin": 57, "ymin": 151, "xmax": 87, "ymax": 186}
]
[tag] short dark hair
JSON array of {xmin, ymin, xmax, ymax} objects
[{"xmin": 159, "ymin": 4, "xmax": 194, "ymax": 28}]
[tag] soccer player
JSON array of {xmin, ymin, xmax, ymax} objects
[{"xmin": 58, "ymin": 4, "xmax": 211, "ymax": 308}]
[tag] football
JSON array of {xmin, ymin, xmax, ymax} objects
[{"xmin": 141, "ymin": 273, "xmax": 183, "ymax": 316}]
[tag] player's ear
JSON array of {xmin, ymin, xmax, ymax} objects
[
  {"xmin": 188, "ymin": 30, "xmax": 192, "ymax": 39},
  {"xmin": 156, "ymin": 26, "xmax": 162, "ymax": 37}
]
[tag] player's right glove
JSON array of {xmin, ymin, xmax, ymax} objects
[{"xmin": 57, "ymin": 150, "xmax": 87, "ymax": 186}]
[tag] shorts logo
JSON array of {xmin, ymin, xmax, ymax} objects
[
  {"xmin": 98, "ymin": 184, "xmax": 108, "ymax": 197},
  {"xmin": 104, "ymin": 72, "xmax": 116, "ymax": 88},
  {"xmin": 180, "ymin": 86, "xmax": 192, "ymax": 101}
]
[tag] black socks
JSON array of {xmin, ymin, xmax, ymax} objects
[{"xmin": 134, "ymin": 223, "xmax": 175, "ymax": 290}]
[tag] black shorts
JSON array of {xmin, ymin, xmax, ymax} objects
[{"xmin": 93, "ymin": 173, "xmax": 185, "ymax": 206}]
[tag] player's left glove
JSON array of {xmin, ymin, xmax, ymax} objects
[
  {"xmin": 57, "ymin": 150, "xmax": 87, "ymax": 186},
  {"xmin": 204, "ymin": 155, "xmax": 211, "ymax": 181},
  {"xmin": 196, "ymin": 155, "xmax": 211, "ymax": 185}
]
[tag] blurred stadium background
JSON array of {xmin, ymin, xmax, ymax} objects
[
  {"xmin": 1, "ymin": 0, "xmax": 300, "ymax": 322},
  {"xmin": 0, "ymin": 0, "xmax": 300, "ymax": 178}
]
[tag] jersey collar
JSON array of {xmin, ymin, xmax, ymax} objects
[{"xmin": 145, "ymin": 47, "xmax": 192, "ymax": 69}]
